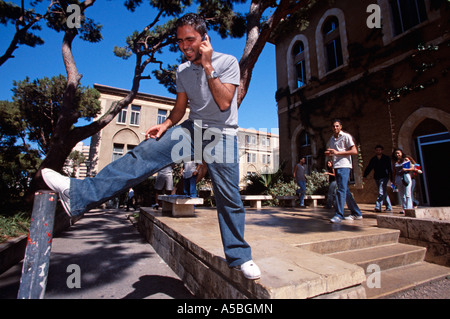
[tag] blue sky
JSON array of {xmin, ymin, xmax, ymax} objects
[{"xmin": 0, "ymin": 1, "xmax": 279, "ymax": 145}]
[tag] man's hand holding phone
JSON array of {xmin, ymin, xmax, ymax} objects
[{"xmin": 200, "ymin": 33, "xmax": 213, "ymax": 67}]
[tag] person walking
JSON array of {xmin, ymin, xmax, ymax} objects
[
  {"xmin": 363, "ymin": 145, "xmax": 393, "ymax": 212},
  {"xmin": 392, "ymin": 148, "xmax": 413, "ymax": 214},
  {"xmin": 41, "ymin": 13, "xmax": 260, "ymax": 280},
  {"xmin": 405, "ymin": 155, "xmax": 423, "ymax": 207},
  {"xmin": 293, "ymin": 157, "xmax": 307, "ymax": 208},
  {"xmin": 324, "ymin": 159, "xmax": 336, "ymax": 209},
  {"xmin": 153, "ymin": 165, "xmax": 173, "ymax": 209},
  {"xmin": 182, "ymin": 161, "xmax": 199, "ymax": 198},
  {"xmin": 126, "ymin": 187, "xmax": 136, "ymax": 211},
  {"xmin": 326, "ymin": 119, "xmax": 363, "ymax": 223}
]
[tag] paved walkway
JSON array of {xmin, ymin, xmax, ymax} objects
[
  {"xmin": 0, "ymin": 208, "xmax": 194, "ymax": 299},
  {"xmin": 1, "ymin": 204, "xmax": 449, "ymax": 299}
]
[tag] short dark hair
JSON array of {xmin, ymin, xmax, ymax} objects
[
  {"xmin": 375, "ymin": 144, "xmax": 384, "ymax": 150},
  {"xmin": 331, "ymin": 118, "xmax": 342, "ymax": 126},
  {"xmin": 176, "ymin": 13, "xmax": 207, "ymax": 36}
]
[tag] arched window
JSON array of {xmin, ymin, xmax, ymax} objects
[
  {"xmin": 287, "ymin": 34, "xmax": 310, "ymax": 92},
  {"xmin": 315, "ymin": 8, "xmax": 349, "ymax": 78},
  {"xmin": 322, "ymin": 16, "xmax": 343, "ymax": 72},
  {"xmin": 379, "ymin": 0, "xmax": 438, "ymax": 45},
  {"xmin": 390, "ymin": 0, "xmax": 427, "ymax": 36},
  {"xmin": 292, "ymin": 41, "xmax": 306, "ymax": 88}
]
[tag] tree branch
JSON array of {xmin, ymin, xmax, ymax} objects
[{"xmin": 238, "ymin": 0, "xmax": 311, "ymax": 107}]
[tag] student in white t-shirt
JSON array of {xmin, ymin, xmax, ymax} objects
[{"xmin": 326, "ymin": 119, "xmax": 363, "ymax": 223}]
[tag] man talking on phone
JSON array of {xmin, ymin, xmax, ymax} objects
[{"xmin": 41, "ymin": 13, "xmax": 261, "ymax": 280}]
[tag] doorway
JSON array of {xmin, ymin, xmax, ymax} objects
[{"xmin": 416, "ymin": 132, "xmax": 450, "ymax": 206}]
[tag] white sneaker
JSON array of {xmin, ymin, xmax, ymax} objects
[
  {"xmin": 41, "ymin": 168, "xmax": 72, "ymax": 217},
  {"xmin": 330, "ymin": 216, "xmax": 342, "ymax": 223},
  {"xmin": 344, "ymin": 214, "xmax": 363, "ymax": 220},
  {"xmin": 237, "ymin": 260, "xmax": 261, "ymax": 280}
]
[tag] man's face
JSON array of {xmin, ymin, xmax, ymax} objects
[
  {"xmin": 176, "ymin": 25, "xmax": 203, "ymax": 64},
  {"xmin": 332, "ymin": 121, "xmax": 342, "ymax": 136},
  {"xmin": 375, "ymin": 147, "xmax": 383, "ymax": 156}
]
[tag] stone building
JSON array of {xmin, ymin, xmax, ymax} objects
[
  {"xmin": 238, "ymin": 128, "xmax": 280, "ymax": 187},
  {"xmin": 87, "ymin": 84, "xmax": 187, "ymax": 176},
  {"xmin": 64, "ymin": 141, "xmax": 90, "ymax": 179},
  {"xmin": 87, "ymin": 84, "xmax": 279, "ymax": 188},
  {"xmin": 273, "ymin": 0, "xmax": 450, "ymax": 206}
]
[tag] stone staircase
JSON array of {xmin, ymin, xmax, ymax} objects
[
  {"xmin": 138, "ymin": 205, "xmax": 449, "ymax": 299},
  {"xmin": 319, "ymin": 226, "xmax": 450, "ymax": 299}
]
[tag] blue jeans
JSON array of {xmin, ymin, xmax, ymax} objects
[
  {"xmin": 395, "ymin": 173, "xmax": 413, "ymax": 211},
  {"xmin": 334, "ymin": 168, "xmax": 362, "ymax": 219},
  {"xmin": 296, "ymin": 180, "xmax": 306, "ymax": 206},
  {"xmin": 183, "ymin": 175, "xmax": 197, "ymax": 197},
  {"xmin": 375, "ymin": 177, "xmax": 392, "ymax": 211},
  {"xmin": 326, "ymin": 180, "xmax": 337, "ymax": 208},
  {"xmin": 70, "ymin": 120, "xmax": 251, "ymax": 267}
]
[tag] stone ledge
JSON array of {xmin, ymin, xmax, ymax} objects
[
  {"xmin": 405, "ymin": 207, "xmax": 450, "ymax": 220},
  {"xmin": 0, "ymin": 235, "xmax": 27, "ymax": 274},
  {"xmin": 377, "ymin": 214, "xmax": 450, "ymax": 267},
  {"xmin": 138, "ymin": 207, "xmax": 366, "ymax": 299}
]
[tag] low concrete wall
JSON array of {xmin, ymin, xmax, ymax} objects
[
  {"xmin": 405, "ymin": 207, "xmax": 450, "ymax": 220},
  {"xmin": 0, "ymin": 235, "xmax": 27, "ymax": 274},
  {"xmin": 138, "ymin": 207, "xmax": 367, "ymax": 299},
  {"xmin": 377, "ymin": 214, "xmax": 450, "ymax": 267},
  {"xmin": 0, "ymin": 209, "xmax": 72, "ymax": 275}
]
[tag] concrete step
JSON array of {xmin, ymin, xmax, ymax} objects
[
  {"xmin": 327, "ymin": 243, "xmax": 426, "ymax": 271},
  {"xmin": 296, "ymin": 228, "xmax": 400, "ymax": 254},
  {"xmin": 362, "ymin": 261, "xmax": 450, "ymax": 299},
  {"xmin": 325, "ymin": 237, "xmax": 450, "ymax": 299},
  {"xmin": 137, "ymin": 205, "xmax": 449, "ymax": 299}
]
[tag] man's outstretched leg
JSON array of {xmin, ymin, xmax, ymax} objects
[{"xmin": 42, "ymin": 124, "xmax": 181, "ymax": 218}]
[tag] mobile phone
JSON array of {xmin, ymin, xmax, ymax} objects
[{"xmin": 202, "ymin": 33, "xmax": 208, "ymax": 41}]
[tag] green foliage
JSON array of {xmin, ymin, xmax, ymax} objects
[
  {"xmin": 243, "ymin": 167, "xmax": 284, "ymax": 195},
  {"xmin": 1, "ymin": 0, "xmax": 103, "ymax": 66},
  {"xmin": 114, "ymin": 0, "xmax": 248, "ymax": 94},
  {"xmin": 306, "ymin": 170, "xmax": 329, "ymax": 195},
  {"xmin": 386, "ymin": 44, "xmax": 441, "ymax": 103},
  {"xmin": 262, "ymin": 170, "xmax": 330, "ymax": 206},
  {"xmin": 11, "ymin": 74, "xmax": 101, "ymax": 156},
  {"xmin": 152, "ymin": 64, "xmax": 179, "ymax": 95},
  {"xmin": 0, "ymin": 74, "xmax": 99, "ymax": 215},
  {"xmin": 124, "ymin": 0, "xmax": 193, "ymax": 16},
  {"xmin": 0, "ymin": 212, "xmax": 30, "ymax": 243},
  {"xmin": 65, "ymin": 150, "xmax": 86, "ymax": 177},
  {"xmin": 243, "ymin": 166, "xmax": 294, "ymax": 206},
  {"xmin": 271, "ymin": 0, "xmax": 319, "ymax": 38},
  {"xmin": 0, "ymin": 100, "xmax": 41, "ymax": 212},
  {"xmin": 0, "ymin": 0, "xmax": 45, "ymax": 47},
  {"xmin": 267, "ymin": 179, "xmax": 297, "ymax": 197}
]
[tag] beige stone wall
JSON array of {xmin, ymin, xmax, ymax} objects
[{"xmin": 89, "ymin": 84, "xmax": 187, "ymax": 175}]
